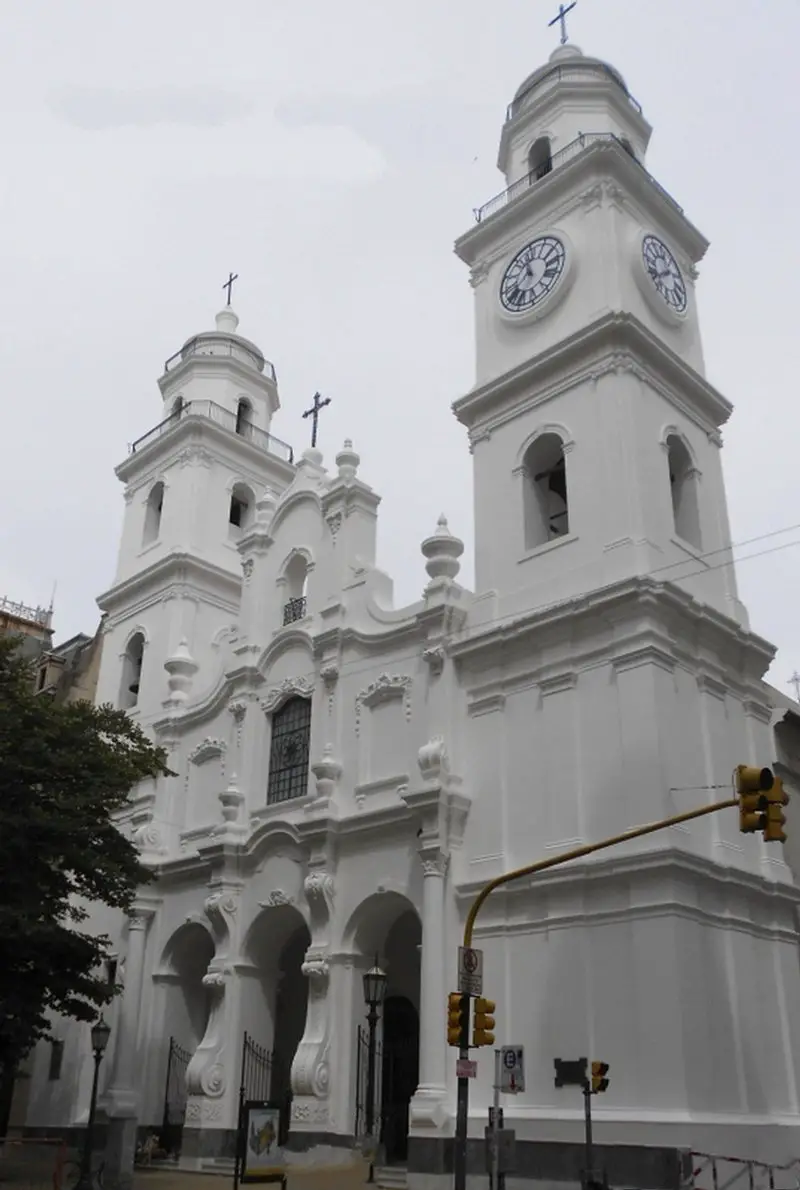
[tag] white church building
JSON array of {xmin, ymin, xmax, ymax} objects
[{"xmin": 24, "ymin": 40, "xmax": 800, "ymax": 1190}]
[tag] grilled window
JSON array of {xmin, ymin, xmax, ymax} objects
[{"xmin": 267, "ymin": 696, "xmax": 311, "ymax": 805}]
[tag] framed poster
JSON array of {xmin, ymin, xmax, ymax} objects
[{"xmin": 240, "ymin": 1100, "xmax": 286, "ymax": 1185}]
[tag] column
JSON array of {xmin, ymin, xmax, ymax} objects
[
  {"xmin": 104, "ymin": 907, "xmax": 153, "ymax": 1190},
  {"xmin": 410, "ymin": 852, "xmax": 448, "ymax": 1129}
]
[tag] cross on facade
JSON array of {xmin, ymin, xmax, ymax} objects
[
  {"xmin": 790, "ymin": 672, "xmax": 800, "ymax": 703},
  {"xmin": 548, "ymin": 1, "xmax": 577, "ymax": 45},
  {"xmin": 222, "ymin": 271, "xmax": 239, "ymax": 306},
  {"xmin": 302, "ymin": 391, "xmax": 331, "ymax": 448}
]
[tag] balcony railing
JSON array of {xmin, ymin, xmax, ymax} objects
[
  {"xmin": 163, "ymin": 335, "xmax": 276, "ymax": 381},
  {"xmin": 508, "ymin": 61, "xmax": 643, "ymax": 122},
  {"xmin": 283, "ymin": 597, "xmax": 307, "ymax": 626},
  {"xmin": 129, "ymin": 400, "xmax": 294, "ymax": 463},
  {"xmin": 474, "ymin": 132, "xmax": 682, "ymax": 224},
  {"xmin": 0, "ymin": 596, "xmax": 52, "ymax": 628}
]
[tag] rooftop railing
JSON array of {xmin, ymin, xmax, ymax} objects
[
  {"xmin": 163, "ymin": 335, "xmax": 276, "ymax": 381},
  {"xmin": 508, "ymin": 61, "xmax": 643, "ymax": 122},
  {"xmin": 0, "ymin": 596, "xmax": 52, "ymax": 628},
  {"xmin": 129, "ymin": 399, "xmax": 294, "ymax": 463},
  {"xmin": 474, "ymin": 131, "xmax": 682, "ymax": 224}
]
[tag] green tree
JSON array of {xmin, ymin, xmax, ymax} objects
[{"xmin": 0, "ymin": 634, "xmax": 172, "ymax": 1074}]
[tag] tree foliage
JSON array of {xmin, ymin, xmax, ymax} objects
[{"xmin": 0, "ymin": 634, "xmax": 172, "ymax": 1073}]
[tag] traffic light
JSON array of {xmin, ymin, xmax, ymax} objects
[
  {"xmin": 447, "ymin": 992, "xmax": 470, "ymax": 1047},
  {"xmin": 591, "ymin": 1061, "xmax": 609, "ymax": 1094},
  {"xmin": 737, "ymin": 765, "xmax": 773, "ymax": 835},
  {"xmin": 472, "ymin": 997, "xmax": 496, "ymax": 1047},
  {"xmin": 764, "ymin": 777, "xmax": 789, "ymax": 844}
]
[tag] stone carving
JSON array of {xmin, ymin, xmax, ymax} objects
[
  {"xmin": 228, "ymin": 699, "xmax": 248, "ymax": 720},
  {"xmin": 304, "ymin": 871, "xmax": 335, "ymax": 907},
  {"xmin": 188, "ymin": 738, "xmax": 227, "ymax": 766},
  {"xmin": 326, "ymin": 512, "xmax": 343, "ymax": 541},
  {"xmin": 421, "ymin": 854, "xmax": 449, "ymax": 879},
  {"xmin": 185, "ymin": 1100, "xmax": 202, "ymax": 1122},
  {"xmin": 418, "ymin": 736, "xmax": 450, "ymax": 784},
  {"xmin": 261, "ymin": 889, "xmax": 294, "ymax": 908},
  {"xmin": 291, "ymin": 1099, "xmax": 329, "ymax": 1124},
  {"xmin": 241, "ymin": 557, "xmax": 254, "ymax": 582},
  {"xmin": 355, "ymin": 673, "xmax": 413, "ymax": 735},
  {"xmin": 422, "ymin": 645, "xmax": 446, "ymax": 675},
  {"xmin": 131, "ymin": 820, "xmax": 166, "ymax": 855},
  {"xmin": 320, "ymin": 663, "xmax": 339, "ymax": 712},
  {"xmin": 200, "ymin": 1063, "xmax": 226, "ymax": 1098},
  {"xmin": 163, "ymin": 638, "xmax": 198, "ymax": 707},
  {"xmin": 201, "ymin": 970, "xmax": 228, "ymax": 989},
  {"xmin": 219, "ymin": 775, "xmax": 244, "ymax": 830},
  {"xmin": 260, "ymin": 676, "xmax": 314, "ymax": 714}
]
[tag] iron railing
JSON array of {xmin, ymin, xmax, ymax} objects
[
  {"xmin": 164, "ymin": 335, "xmax": 276, "ymax": 381},
  {"xmin": 474, "ymin": 131, "xmax": 682, "ymax": 223},
  {"xmin": 129, "ymin": 400, "xmax": 294, "ymax": 463},
  {"xmin": 507, "ymin": 60, "xmax": 643, "ymax": 121},
  {"xmin": 282, "ymin": 597, "xmax": 307, "ymax": 626},
  {"xmin": 159, "ymin": 1037, "xmax": 192, "ymax": 1156}
]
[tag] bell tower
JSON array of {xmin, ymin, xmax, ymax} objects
[
  {"xmin": 95, "ymin": 305, "xmax": 296, "ymax": 718},
  {"xmin": 454, "ymin": 44, "xmax": 745, "ymax": 628}
]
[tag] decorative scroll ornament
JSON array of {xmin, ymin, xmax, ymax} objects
[
  {"xmin": 422, "ymin": 645, "xmax": 445, "ymax": 675},
  {"xmin": 355, "ymin": 673, "xmax": 413, "ymax": 735},
  {"xmin": 188, "ymin": 737, "xmax": 227, "ymax": 766},
  {"xmin": 260, "ymin": 676, "xmax": 314, "ymax": 714},
  {"xmin": 418, "ymin": 736, "xmax": 450, "ymax": 784}
]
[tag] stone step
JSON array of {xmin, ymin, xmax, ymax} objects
[{"xmin": 374, "ymin": 1166, "xmax": 408, "ymax": 1190}]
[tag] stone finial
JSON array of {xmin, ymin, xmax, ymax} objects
[
  {"xmin": 164, "ymin": 638, "xmax": 198, "ymax": 705},
  {"xmin": 301, "ymin": 447, "xmax": 324, "ymax": 468},
  {"xmin": 335, "ymin": 439, "xmax": 360, "ymax": 482},
  {"xmin": 219, "ymin": 773, "xmax": 244, "ymax": 826},
  {"xmin": 215, "ymin": 307, "xmax": 239, "ymax": 333},
  {"xmin": 421, "ymin": 514, "xmax": 464, "ymax": 583}
]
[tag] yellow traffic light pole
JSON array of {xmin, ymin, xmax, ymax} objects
[{"xmin": 452, "ymin": 792, "xmax": 742, "ymax": 1190}]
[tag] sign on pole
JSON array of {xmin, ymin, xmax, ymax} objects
[
  {"xmin": 457, "ymin": 946, "xmax": 483, "ymax": 997},
  {"xmin": 456, "ymin": 1058, "xmax": 477, "ymax": 1079},
  {"xmin": 500, "ymin": 1046, "xmax": 525, "ymax": 1094}
]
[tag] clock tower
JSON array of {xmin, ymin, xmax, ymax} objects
[{"xmin": 454, "ymin": 43, "xmax": 744, "ymax": 628}]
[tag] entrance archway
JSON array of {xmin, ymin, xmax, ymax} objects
[
  {"xmin": 156, "ymin": 922, "xmax": 215, "ymax": 1152},
  {"xmin": 243, "ymin": 906, "xmax": 311, "ymax": 1123},
  {"xmin": 348, "ymin": 896, "xmax": 421, "ymax": 1168}
]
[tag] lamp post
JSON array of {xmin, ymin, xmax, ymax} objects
[
  {"xmin": 362, "ymin": 957, "xmax": 387, "ymax": 1184},
  {"xmin": 74, "ymin": 1019, "xmax": 111, "ymax": 1190}
]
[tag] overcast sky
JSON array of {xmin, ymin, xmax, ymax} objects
[{"xmin": 1, "ymin": 0, "xmax": 798, "ymax": 695}]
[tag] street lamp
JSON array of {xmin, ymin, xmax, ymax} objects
[
  {"xmin": 74, "ymin": 1019, "xmax": 111, "ymax": 1190},
  {"xmin": 362, "ymin": 957, "xmax": 387, "ymax": 1183}
]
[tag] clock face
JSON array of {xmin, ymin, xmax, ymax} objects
[
  {"xmin": 499, "ymin": 236, "xmax": 566, "ymax": 313},
  {"xmin": 642, "ymin": 235, "xmax": 687, "ymax": 313}
]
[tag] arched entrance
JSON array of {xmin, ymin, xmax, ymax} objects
[
  {"xmin": 157, "ymin": 922, "xmax": 215, "ymax": 1152},
  {"xmin": 243, "ymin": 905, "xmax": 311, "ymax": 1128},
  {"xmin": 381, "ymin": 995, "xmax": 420, "ymax": 1165},
  {"xmin": 348, "ymin": 895, "xmax": 422, "ymax": 1169}
]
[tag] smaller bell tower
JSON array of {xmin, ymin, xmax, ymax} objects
[{"xmin": 95, "ymin": 305, "xmax": 296, "ymax": 718}]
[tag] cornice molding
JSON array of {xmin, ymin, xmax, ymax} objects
[
  {"xmin": 97, "ymin": 550, "xmax": 242, "ymax": 615},
  {"xmin": 453, "ymin": 311, "xmax": 731, "ymax": 437}
]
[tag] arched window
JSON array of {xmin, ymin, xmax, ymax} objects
[
  {"xmin": 120, "ymin": 633, "xmax": 145, "ymax": 709},
  {"xmin": 619, "ymin": 137, "xmax": 636, "ymax": 160},
  {"xmin": 282, "ymin": 554, "xmax": 309, "ymax": 625},
  {"xmin": 170, "ymin": 396, "xmax": 185, "ymax": 419},
  {"xmin": 143, "ymin": 481, "xmax": 165, "ymax": 546},
  {"xmin": 522, "ymin": 433, "xmax": 570, "ymax": 550},
  {"xmin": 666, "ymin": 435, "xmax": 702, "ymax": 549},
  {"xmin": 266, "ymin": 696, "xmax": 312, "ymax": 805},
  {"xmin": 529, "ymin": 136, "xmax": 553, "ymax": 182},
  {"xmin": 228, "ymin": 483, "xmax": 254, "ymax": 539},
  {"xmin": 235, "ymin": 399, "xmax": 253, "ymax": 438}
]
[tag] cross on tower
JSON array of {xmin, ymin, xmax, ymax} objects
[
  {"xmin": 790, "ymin": 672, "xmax": 800, "ymax": 703},
  {"xmin": 302, "ymin": 391, "xmax": 331, "ymax": 448},
  {"xmin": 548, "ymin": 1, "xmax": 577, "ymax": 45},
  {"xmin": 222, "ymin": 271, "xmax": 239, "ymax": 306}
]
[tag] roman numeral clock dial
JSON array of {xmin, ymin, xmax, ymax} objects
[
  {"xmin": 642, "ymin": 234, "xmax": 687, "ymax": 313},
  {"xmin": 499, "ymin": 235, "xmax": 566, "ymax": 314}
]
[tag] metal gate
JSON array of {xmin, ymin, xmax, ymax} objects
[
  {"xmin": 353, "ymin": 1024, "xmax": 383, "ymax": 1140},
  {"xmin": 238, "ymin": 1033, "xmax": 289, "ymax": 1143},
  {"xmin": 160, "ymin": 1037, "xmax": 192, "ymax": 1155}
]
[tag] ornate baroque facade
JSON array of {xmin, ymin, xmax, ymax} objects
[{"xmin": 24, "ymin": 40, "xmax": 800, "ymax": 1190}]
